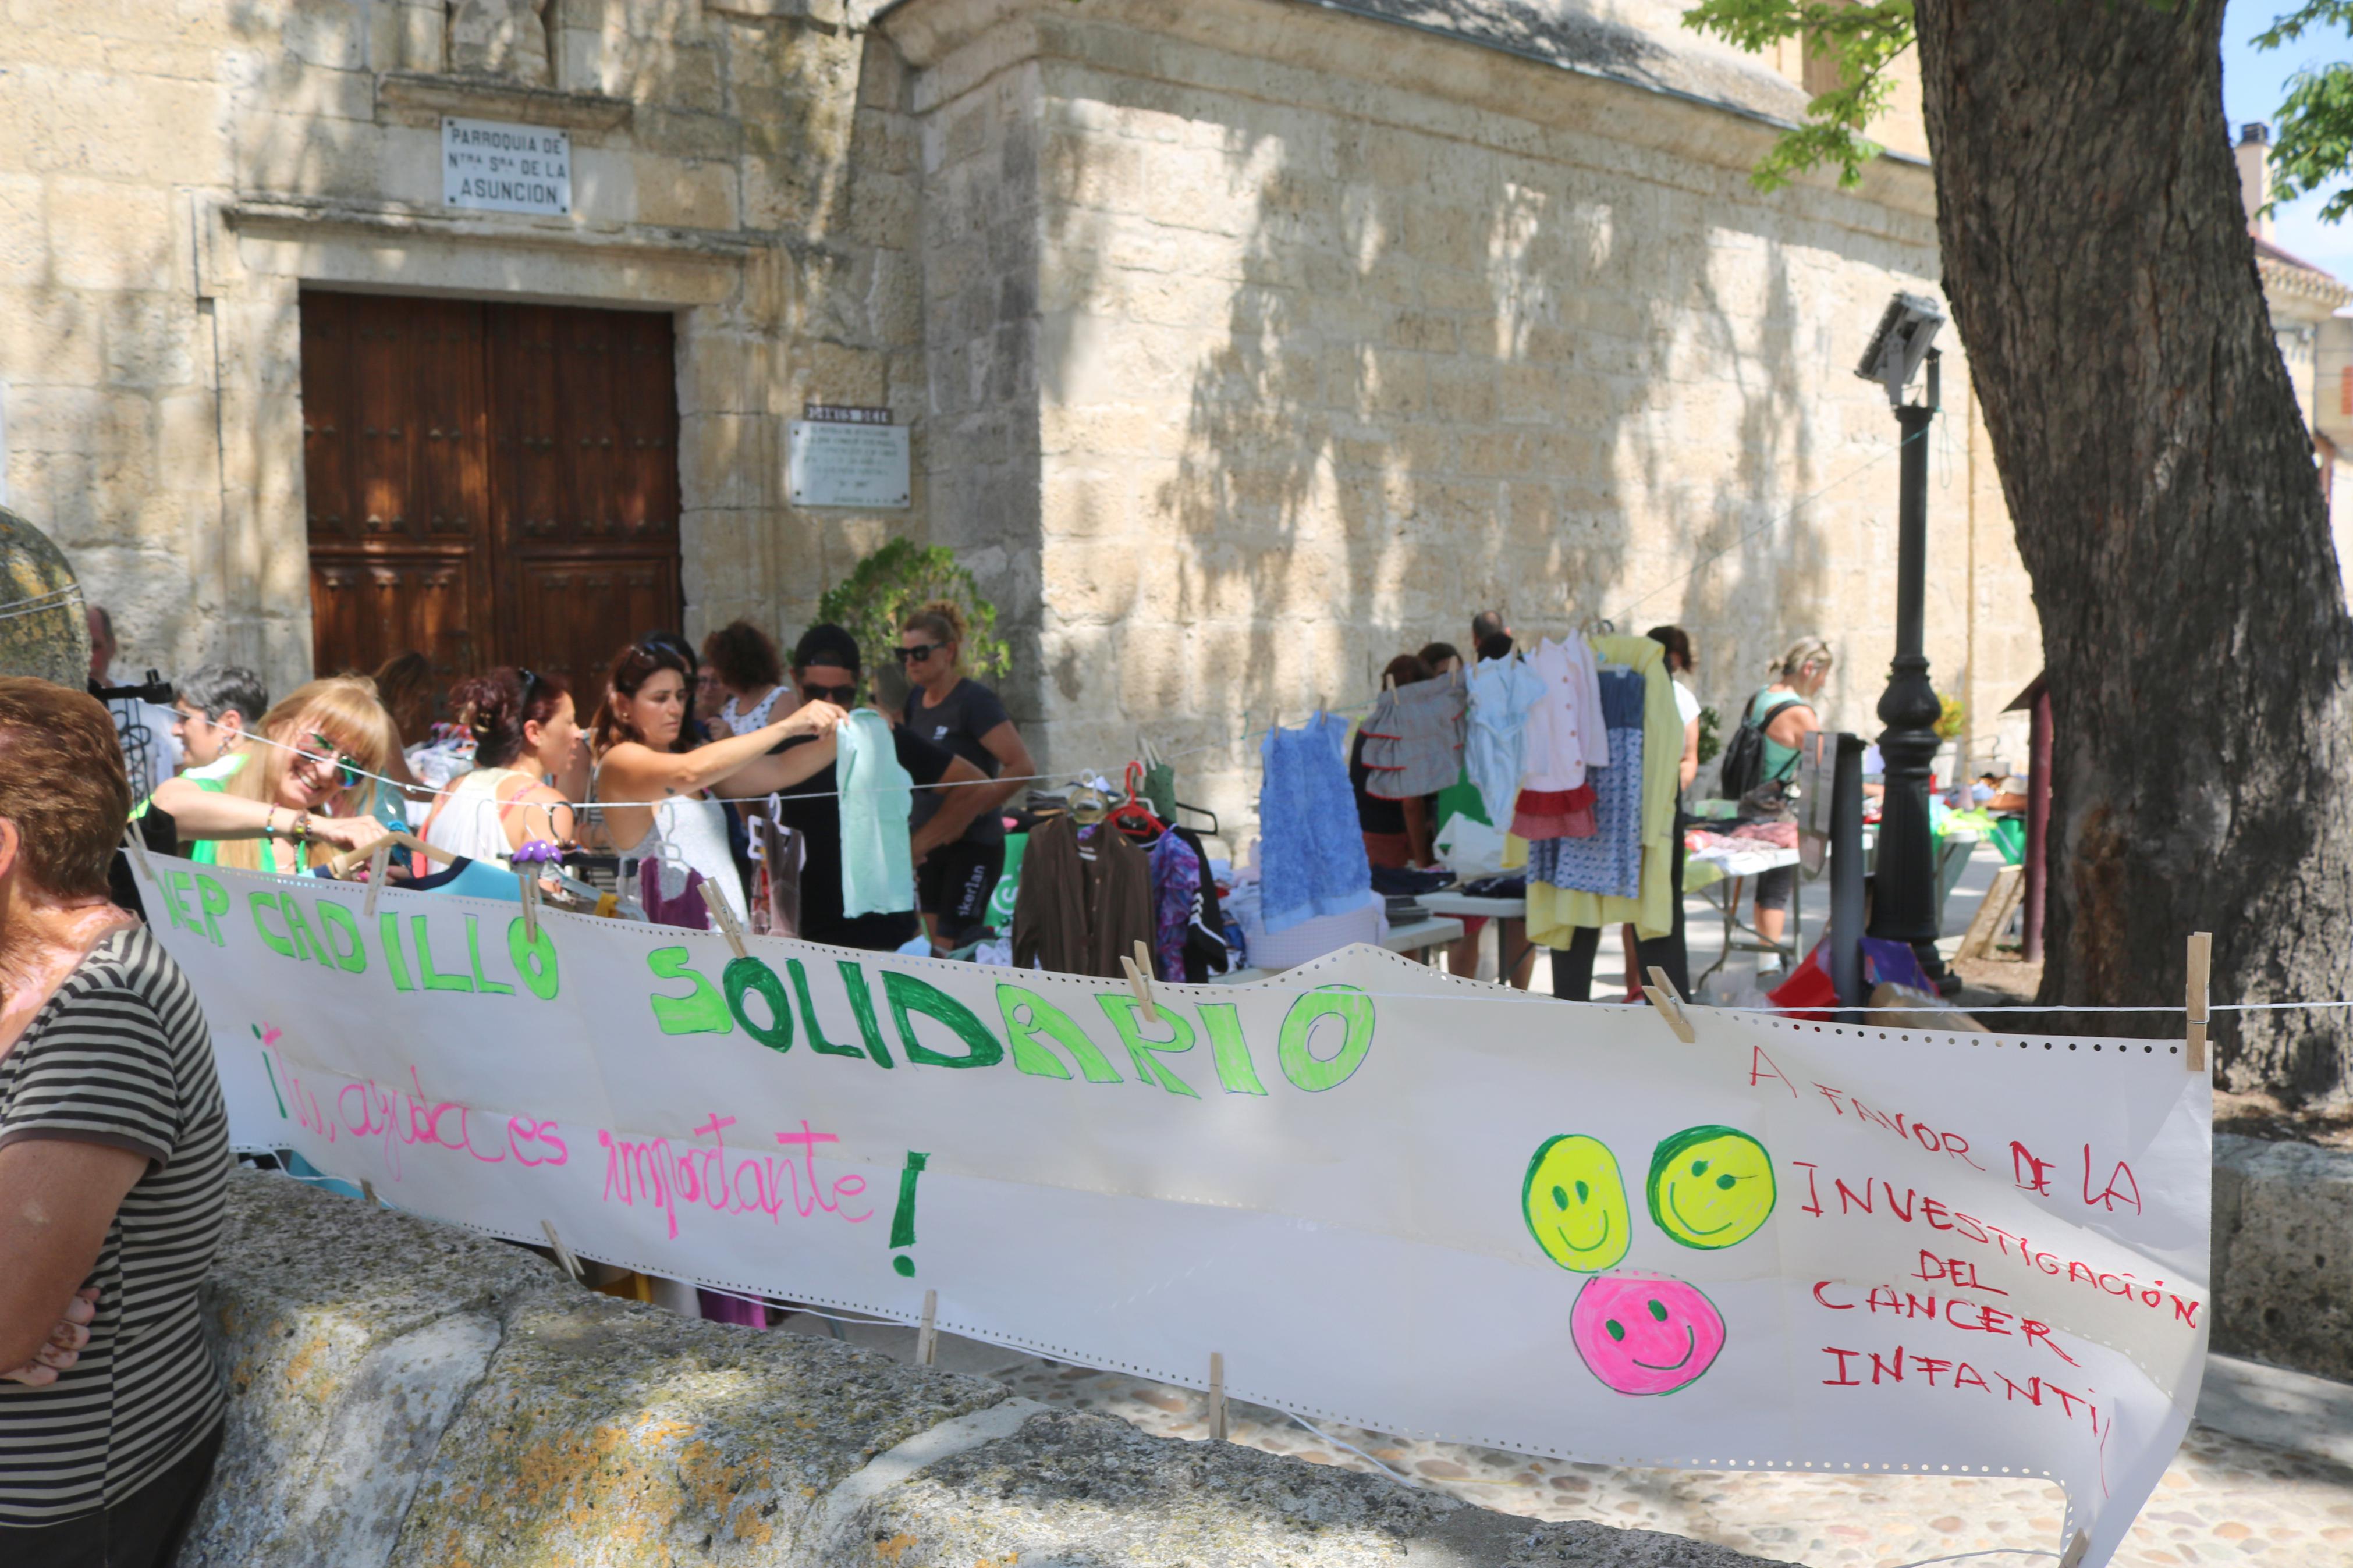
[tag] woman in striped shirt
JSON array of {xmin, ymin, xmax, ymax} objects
[{"xmin": 0, "ymin": 678, "xmax": 231, "ymax": 1566}]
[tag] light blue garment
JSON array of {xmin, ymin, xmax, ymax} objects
[
  {"xmin": 1467, "ymin": 655, "xmax": 1546, "ymax": 827},
  {"xmin": 839, "ymin": 711, "xmax": 916, "ymax": 918},
  {"xmin": 1258, "ymin": 712, "xmax": 1371, "ymax": 932}
]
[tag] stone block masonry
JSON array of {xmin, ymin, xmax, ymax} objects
[{"xmin": 186, "ymin": 1169, "xmax": 1784, "ymax": 1566}]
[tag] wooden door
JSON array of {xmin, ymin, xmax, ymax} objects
[
  {"xmin": 299, "ymin": 292, "xmax": 682, "ymax": 715},
  {"xmin": 487, "ymin": 304, "xmax": 682, "ymax": 703}
]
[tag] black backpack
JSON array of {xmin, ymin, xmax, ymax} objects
[{"xmin": 1716, "ymin": 696, "xmax": 1805, "ymax": 805}]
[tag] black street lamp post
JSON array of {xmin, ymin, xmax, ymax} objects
[{"xmin": 1854, "ymin": 295, "xmax": 1949, "ymax": 987}]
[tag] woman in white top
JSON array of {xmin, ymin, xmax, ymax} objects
[
  {"xmin": 700, "ymin": 619, "xmax": 792, "ymax": 738},
  {"xmin": 420, "ymin": 667, "xmax": 581, "ymax": 872},
  {"xmin": 586, "ymin": 640, "xmax": 842, "ymax": 922}
]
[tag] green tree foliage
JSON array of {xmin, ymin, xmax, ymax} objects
[
  {"xmin": 1691, "ymin": 0, "xmax": 2353, "ymax": 214},
  {"xmin": 814, "ymin": 539, "xmax": 1011, "ymax": 681},
  {"xmin": 1680, "ymin": 0, "xmax": 1919, "ymax": 189},
  {"xmin": 2259, "ymin": 2, "xmax": 2353, "ymax": 221}
]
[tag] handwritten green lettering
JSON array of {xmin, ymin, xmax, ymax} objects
[
  {"xmin": 837, "ymin": 962, "xmax": 896, "ymax": 1069},
  {"xmin": 194, "ymin": 874, "xmax": 229, "ymax": 947},
  {"xmin": 790, "ymin": 959, "xmax": 867, "ymax": 1061},
  {"xmin": 250, "ymin": 892, "xmax": 296, "ymax": 959},
  {"xmin": 1277, "ymin": 986, "xmax": 1375, "ymax": 1091},
  {"xmin": 508, "ymin": 918, "xmax": 559, "ymax": 1001},
  {"xmin": 379, "ymin": 912, "xmax": 414, "ymax": 992},
  {"xmin": 725, "ymin": 956, "xmax": 793, "ymax": 1052},
  {"xmin": 315, "ymin": 901, "xmax": 368, "ymax": 975},
  {"xmin": 885, "ymin": 972, "xmax": 1004, "ymax": 1069},
  {"xmin": 1198, "ymin": 1002, "xmax": 1269, "ymax": 1096},
  {"xmin": 994, "ymin": 984, "xmax": 1122, "ymax": 1082},
  {"xmin": 1096, "ymin": 995, "xmax": 1201, "ymax": 1099},
  {"xmin": 466, "ymin": 915, "xmax": 514, "ymax": 996},
  {"xmin": 411, "ymin": 915, "xmax": 474, "ymax": 993},
  {"xmin": 647, "ymin": 947, "xmax": 732, "ymax": 1036}
]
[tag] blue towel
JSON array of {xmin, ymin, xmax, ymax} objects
[{"xmin": 1258, "ymin": 713, "xmax": 1372, "ymax": 932}]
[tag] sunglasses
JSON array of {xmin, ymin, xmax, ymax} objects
[
  {"xmin": 801, "ymin": 682, "xmax": 858, "ymax": 706},
  {"xmin": 517, "ymin": 667, "xmax": 542, "ymax": 705},
  {"xmin": 298, "ymin": 731, "xmax": 363, "ymax": 789},
  {"xmin": 896, "ymin": 642, "xmax": 946, "ymax": 663}
]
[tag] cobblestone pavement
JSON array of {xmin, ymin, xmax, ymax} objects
[{"xmin": 781, "ymin": 1316, "xmax": 2353, "ymax": 1567}]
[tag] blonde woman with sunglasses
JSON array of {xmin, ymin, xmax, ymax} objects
[{"xmin": 143, "ymin": 677, "xmax": 398, "ymax": 873}]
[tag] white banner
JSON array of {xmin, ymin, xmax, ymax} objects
[{"xmin": 142, "ymin": 857, "xmax": 2209, "ymax": 1566}]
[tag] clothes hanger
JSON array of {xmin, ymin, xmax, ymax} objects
[
  {"xmin": 327, "ymin": 830, "xmax": 435, "ymax": 878},
  {"xmin": 1068, "ymin": 781, "xmax": 1110, "ymax": 826},
  {"xmin": 1108, "ymin": 761, "xmax": 1166, "ymax": 841}
]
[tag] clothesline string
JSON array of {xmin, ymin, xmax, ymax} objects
[{"xmin": 228, "ymin": 725, "xmax": 1158, "ymax": 812}]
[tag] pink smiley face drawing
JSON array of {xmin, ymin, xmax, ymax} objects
[{"xmin": 1570, "ymin": 1274, "xmax": 1726, "ymax": 1396}]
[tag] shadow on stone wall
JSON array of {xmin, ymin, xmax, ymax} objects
[{"xmin": 1024, "ymin": 55, "xmax": 1878, "ymax": 812}]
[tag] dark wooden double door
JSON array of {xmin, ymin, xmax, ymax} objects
[{"xmin": 299, "ymin": 291, "xmax": 683, "ymax": 714}]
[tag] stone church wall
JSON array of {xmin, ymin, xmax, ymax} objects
[
  {"xmin": 1, "ymin": 0, "xmax": 2044, "ymax": 815},
  {"xmin": 888, "ymin": 0, "xmax": 2039, "ymax": 822}
]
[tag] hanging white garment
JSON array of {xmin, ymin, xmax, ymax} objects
[{"xmin": 1520, "ymin": 637, "xmax": 1612, "ymax": 792}]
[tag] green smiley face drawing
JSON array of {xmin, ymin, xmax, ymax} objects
[
  {"xmin": 1646, "ymin": 1125, "xmax": 1776, "ymax": 1249},
  {"xmin": 1521, "ymin": 1134, "xmax": 1632, "ymax": 1272}
]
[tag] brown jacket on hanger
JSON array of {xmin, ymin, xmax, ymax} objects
[{"xmin": 1011, "ymin": 815, "xmax": 1155, "ymax": 978}]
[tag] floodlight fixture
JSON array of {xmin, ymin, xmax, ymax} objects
[{"xmin": 1855, "ymin": 291, "xmax": 1946, "ymax": 406}]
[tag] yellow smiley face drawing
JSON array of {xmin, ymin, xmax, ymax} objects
[
  {"xmin": 1521, "ymin": 1135, "xmax": 1631, "ymax": 1272},
  {"xmin": 1647, "ymin": 1125, "xmax": 1776, "ymax": 1249}
]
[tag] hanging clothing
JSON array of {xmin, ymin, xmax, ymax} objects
[
  {"xmin": 1510, "ymin": 783, "xmax": 1596, "ymax": 841},
  {"xmin": 1141, "ymin": 759, "xmax": 1178, "ymax": 823},
  {"xmin": 1173, "ymin": 825, "xmax": 1234, "ymax": 983},
  {"xmin": 1526, "ymin": 668, "xmax": 1648, "ymax": 899},
  {"xmin": 589, "ymin": 763, "xmax": 744, "ymax": 926},
  {"xmin": 1521, "ymin": 637, "xmax": 1611, "ymax": 792},
  {"xmin": 1524, "ymin": 635, "xmax": 1683, "ymax": 943},
  {"xmin": 769, "ymin": 725, "xmax": 956, "ymax": 951},
  {"xmin": 1358, "ymin": 673, "xmax": 1468, "ymax": 799},
  {"xmin": 640, "ymin": 860, "xmax": 712, "ymax": 931},
  {"xmin": 1257, "ymin": 713, "xmax": 1371, "ymax": 933},
  {"xmin": 837, "ymin": 710, "xmax": 917, "ymax": 920},
  {"xmin": 1149, "ymin": 830, "xmax": 1201, "ymax": 982},
  {"xmin": 1465, "ymin": 654, "xmax": 1545, "ymax": 826},
  {"xmin": 1010, "ymin": 815, "xmax": 1155, "ymax": 978}
]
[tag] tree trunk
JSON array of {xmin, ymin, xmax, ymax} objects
[{"xmin": 1911, "ymin": 0, "xmax": 2353, "ymax": 1094}]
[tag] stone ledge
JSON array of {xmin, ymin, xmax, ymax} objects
[
  {"xmin": 186, "ymin": 1171, "xmax": 1788, "ymax": 1566},
  {"xmin": 377, "ymin": 71, "xmax": 635, "ymax": 132},
  {"xmin": 2213, "ymin": 1132, "xmax": 2353, "ymax": 1383},
  {"xmin": 222, "ymin": 196, "xmax": 762, "ymax": 265}
]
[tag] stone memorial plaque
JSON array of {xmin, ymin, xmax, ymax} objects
[
  {"xmin": 443, "ymin": 117, "xmax": 572, "ymax": 215},
  {"xmin": 788, "ymin": 415, "xmax": 910, "ymax": 509}
]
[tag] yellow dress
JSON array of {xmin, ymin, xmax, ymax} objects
[{"xmin": 1517, "ymin": 635, "xmax": 1683, "ymax": 944}]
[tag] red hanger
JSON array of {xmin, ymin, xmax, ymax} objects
[{"xmin": 1108, "ymin": 760, "xmax": 1166, "ymax": 840}]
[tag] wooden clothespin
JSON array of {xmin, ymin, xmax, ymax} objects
[
  {"xmin": 2185, "ymin": 930, "xmax": 2212, "ymax": 1073},
  {"xmin": 1121, "ymin": 939, "xmax": 1155, "ymax": 1009},
  {"xmin": 1208, "ymin": 1350, "xmax": 1228, "ymax": 1441},
  {"xmin": 2058, "ymin": 1530, "xmax": 2089, "ymax": 1568},
  {"xmin": 120, "ymin": 823, "xmax": 155, "ymax": 884},
  {"xmin": 540, "ymin": 1219, "xmax": 584, "ymax": 1282},
  {"xmin": 917, "ymin": 1288, "xmax": 939, "ymax": 1366},
  {"xmin": 1643, "ymin": 965, "xmax": 1697, "ymax": 1044},
  {"xmin": 700, "ymin": 881, "xmax": 748, "ymax": 960},
  {"xmin": 363, "ymin": 845, "xmax": 391, "ymax": 918},
  {"xmin": 360, "ymin": 1179, "xmax": 379, "ymax": 1207},
  {"xmin": 514, "ymin": 867, "xmax": 541, "ymax": 943}
]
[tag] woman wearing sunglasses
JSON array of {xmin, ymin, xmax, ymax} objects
[
  {"xmin": 896, "ymin": 601, "xmax": 1034, "ymax": 948},
  {"xmin": 585, "ymin": 641, "xmax": 845, "ymax": 923},
  {"xmin": 142, "ymin": 677, "xmax": 399, "ymax": 873}
]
